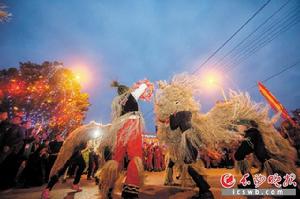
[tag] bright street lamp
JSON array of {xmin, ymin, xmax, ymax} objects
[{"xmin": 202, "ymin": 71, "xmax": 227, "ymax": 101}]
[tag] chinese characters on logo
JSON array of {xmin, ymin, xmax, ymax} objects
[{"xmin": 220, "ymin": 173, "xmax": 297, "ymax": 189}]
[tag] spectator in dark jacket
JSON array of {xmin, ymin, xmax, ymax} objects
[
  {"xmin": 46, "ymin": 134, "xmax": 64, "ymax": 181},
  {"xmin": 0, "ymin": 111, "xmax": 10, "ymax": 163},
  {"xmin": 87, "ymin": 147, "xmax": 99, "ymax": 180},
  {"xmin": 0, "ymin": 116, "xmax": 25, "ymax": 190},
  {"xmin": 3, "ymin": 116, "xmax": 25, "ymax": 155},
  {"xmin": 22, "ymin": 144, "xmax": 48, "ymax": 187}
]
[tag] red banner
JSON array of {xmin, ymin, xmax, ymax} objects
[{"xmin": 258, "ymin": 82, "xmax": 296, "ymax": 126}]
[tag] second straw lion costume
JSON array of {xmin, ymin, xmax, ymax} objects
[
  {"xmin": 97, "ymin": 80, "xmax": 153, "ymax": 199},
  {"xmin": 155, "ymin": 72, "xmax": 299, "ymax": 198}
]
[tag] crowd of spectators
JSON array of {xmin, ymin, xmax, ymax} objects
[
  {"xmin": 0, "ymin": 109, "xmax": 67, "ymax": 190},
  {"xmin": 143, "ymin": 142, "xmax": 166, "ymax": 171},
  {"xmin": 0, "ymin": 109, "xmax": 100, "ymax": 191},
  {"xmin": 199, "ymin": 147, "xmax": 234, "ymax": 169}
]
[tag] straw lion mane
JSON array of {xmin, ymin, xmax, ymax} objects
[
  {"xmin": 50, "ymin": 121, "xmax": 112, "ymax": 178},
  {"xmin": 155, "ymin": 73, "xmax": 296, "ymax": 174}
]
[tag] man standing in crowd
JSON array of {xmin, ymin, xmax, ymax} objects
[
  {"xmin": 0, "ymin": 115, "xmax": 25, "ymax": 190},
  {"xmin": 14, "ymin": 120, "xmax": 35, "ymax": 185},
  {"xmin": 153, "ymin": 144, "xmax": 162, "ymax": 171},
  {"xmin": 87, "ymin": 145, "xmax": 99, "ymax": 180},
  {"xmin": 46, "ymin": 133, "xmax": 64, "ymax": 181},
  {"xmin": 0, "ymin": 109, "xmax": 10, "ymax": 164},
  {"xmin": 146, "ymin": 143, "xmax": 154, "ymax": 171}
]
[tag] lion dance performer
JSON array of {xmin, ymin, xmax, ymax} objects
[
  {"xmin": 41, "ymin": 122, "xmax": 111, "ymax": 199},
  {"xmin": 155, "ymin": 73, "xmax": 236, "ymax": 199},
  {"xmin": 155, "ymin": 72, "xmax": 300, "ymax": 198},
  {"xmin": 97, "ymin": 80, "xmax": 153, "ymax": 199},
  {"xmin": 201, "ymin": 89, "xmax": 300, "ymax": 194}
]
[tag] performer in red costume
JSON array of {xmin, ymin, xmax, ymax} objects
[
  {"xmin": 142, "ymin": 142, "xmax": 148, "ymax": 169},
  {"xmin": 161, "ymin": 145, "xmax": 166, "ymax": 170},
  {"xmin": 154, "ymin": 145, "xmax": 162, "ymax": 171},
  {"xmin": 97, "ymin": 80, "xmax": 153, "ymax": 199},
  {"xmin": 146, "ymin": 143, "xmax": 154, "ymax": 171}
]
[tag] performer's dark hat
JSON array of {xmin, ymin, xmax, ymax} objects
[{"xmin": 111, "ymin": 81, "xmax": 129, "ymax": 95}]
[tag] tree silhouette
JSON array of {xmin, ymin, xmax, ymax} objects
[{"xmin": 0, "ymin": 61, "xmax": 90, "ymax": 136}]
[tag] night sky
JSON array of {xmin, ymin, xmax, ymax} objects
[{"xmin": 1, "ymin": 0, "xmax": 300, "ymax": 133}]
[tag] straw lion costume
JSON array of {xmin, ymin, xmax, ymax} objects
[
  {"xmin": 155, "ymin": 73, "xmax": 299, "ymax": 199},
  {"xmin": 42, "ymin": 122, "xmax": 111, "ymax": 199}
]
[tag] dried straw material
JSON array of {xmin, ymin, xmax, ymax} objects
[
  {"xmin": 50, "ymin": 121, "xmax": 111, "ymax": 178},
  {"xmin": 155, "ymin": 73, "xmax": 297, "ymax": 178},
  {"xmin": 96, "ymin": 160, "xmax": 120, "ymax": 198}
]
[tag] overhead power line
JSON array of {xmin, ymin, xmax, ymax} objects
[
  {"xmin": 210, "ymin": 0, "xmax": 291, "ymax": 70},
  {"xmin": 209, "ymin": 0, "xmax": 300, "ymax": 74},
  {"xmin": 222, "ymin": 7, "xmax": 300, "ymax": 73},
  {"xmin": 225, "ymin": 14, "xmax": 300, "ymax": 73},
  {"xmin": 145, "ymin": 0, "xmax": 299, "ymax": 125},
  {"xmin": 248, "ymin": 59, "xmax": 300, "ymax": 90},
  {"xmin": 191, "ymin": 0, "xmax": 271, "ymax": 74}
]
